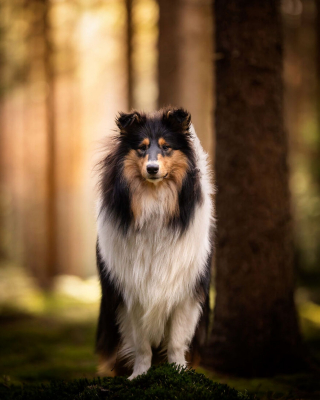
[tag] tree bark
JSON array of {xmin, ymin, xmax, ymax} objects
[
  {"xmin": 316, "ymin": 0, "xmax": 320, "ymax": 184},
  {"xmin": 158, "ymin": 0, "xmax": 214, "ymax": 157},
  {"xmin": 204, "ymin": 0, "xmax": 304, "ymax": 376}
]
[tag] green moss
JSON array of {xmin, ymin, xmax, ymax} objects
[
  {"xmin": 0, "ymin": 311, "xmax": 98, "ymax": 384},
  {"xmin": 1, "ymin": 268, "xmax": 320, "ymax": 399},
  {"xmin": 0, "ymin": 364, "xmax": 256, "ymax": 400}
]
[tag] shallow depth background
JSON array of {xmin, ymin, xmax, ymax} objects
[{"xmin": 1, "ymin": 0, "xmax": 320, "ymax": 397}]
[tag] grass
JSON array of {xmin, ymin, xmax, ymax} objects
[{"xmin": 0, "ymin": 265, "xmax": 320, "ymax": 399}]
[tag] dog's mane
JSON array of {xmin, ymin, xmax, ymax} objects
[{"xmin": 98, "ymin": 109, "xmax": 203, "ymax": 234}]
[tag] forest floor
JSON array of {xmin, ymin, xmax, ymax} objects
[{"xmin": 0, "ymin": 264, "xmax": 320, "ymax": 399}]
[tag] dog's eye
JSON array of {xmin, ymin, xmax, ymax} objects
[
  {"xmin": 138, "ymin": 144, "xmax": 147, "ymax": 152},
  {"xmin": 162, "ymin": 145, "xmax": 171, "ymax": 151}
]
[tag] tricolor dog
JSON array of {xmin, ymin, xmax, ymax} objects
[{"xmin": 96, "ymin": 107, "xmax": 214, "ymax": 379}]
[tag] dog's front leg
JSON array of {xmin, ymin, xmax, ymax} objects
[
  {"xmin": 167, "ymin": 298, "xmax": 202, "ymax": 366},
  {"xmin": 128, "ymin": 323, "xmax": 152, "ymax": 380}
]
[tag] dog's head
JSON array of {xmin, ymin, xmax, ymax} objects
[{"xmin": 116, "ymin": 107, "xmax": 193, "ymax": 188}]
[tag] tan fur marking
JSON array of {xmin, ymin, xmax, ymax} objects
[
  {"xmin": 123, "ymin": 149, "xmax": 186, "ymax": 224},
  {"xmin": 158, "ymin": 138, "xmax": 167, "ymax": 146},
  {"xmin": 123, "ymin": 150, "xmax": 147, "ymax": 183},
  {"xmin": 141, "ymin": 138, "xmax": 150, "ymax": 147},
  {"xmin": 158, "ymin": 151, "xmax": 188, "ymax": 190},
  {"xmin": 133, "ymin": 112, "xmax": 141, "ymax": 123},
  {"xmin": 123, "ymin": 150, "xmax": 148, "ymax": 220}
]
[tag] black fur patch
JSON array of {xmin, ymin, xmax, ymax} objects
[
  {"xmin": 162, "ymin": 108, "xmax": 203, "ymax": 233},
  {"xmin": 99, "ymin": 138, "xmax": 133, "ymax": 234},
  {"xmin": 190, "ymin": 245, "xmax": 213, "ymax": 360},
  {"xmin": 96, "ymin": 240, "xmax": 123, "ymax": 359},
  {"xmin": 169, "ymin": 167, "xmax": 202, "ymax": 233},
  {"xmin": 99, "ymin": 107, "xmax": 202, "ymax": 234},
  {"xmin": 116, "ymin": 111, "xmax": 147, "ymax": 133}
]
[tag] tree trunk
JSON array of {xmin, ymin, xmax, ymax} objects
[
  {"xmin": 126, "ymin": 0, "xmax": 134, "ymax": 110},
  {"xmin": 25, "ymin": 0, "xmax": 57, "ymax": 288},
  {"xmin": 316, "ymin": 0, "xmax": 320, "ymax": 184},
  {"xmin": 204, "ymin": 0, "xmax": 304, "ymax": 376},
  {"xmin": 158, "ymin": 0, "xmax": 214, "ymax": 157},
  {"xmin": 43, "ymin": 0, "xmax": 57, "ymax": 286}
]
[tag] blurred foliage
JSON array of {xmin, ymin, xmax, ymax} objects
[
  {"xmin": 0, "ymin": 263, "xmax": 100, "ymax": 320},
  {"xmin": 0, "ymin": 0, "xmax": 29, "ymax": 94},
  {"xmin": 281, "ymin": 0, "xmax": 320, "ymax": 287}
]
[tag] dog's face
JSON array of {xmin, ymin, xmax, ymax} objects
[
  {"xmin": 124, "ymin": 135, "xmax": 189, "ymax": 186},
  {"xmin": 116, "ymin": 108, "xmax": 193, "ymax": 188}
]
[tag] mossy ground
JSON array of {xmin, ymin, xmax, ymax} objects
[
  {"xmin": 0, "ymin": 364, "xmax": 256, "ymax": 400},
  {"xmin": 0, "ymin": 266, "xmax": 320, "ymax": 399}
]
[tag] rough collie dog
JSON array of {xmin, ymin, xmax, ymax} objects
[{"xmin": 96, "ymin": 107, "xmax": 214, "ymax": 379}]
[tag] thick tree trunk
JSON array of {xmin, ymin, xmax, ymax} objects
[
  {"xmin": 204, "ymin": 0, "xmax": 304, "ymax": 376},
  {"xmin": 158, "ymin": 0, "xmax": 214, "ymax": 157},
  {"xmin": 316, "ymin": 0, "xmax": 320, "ymax": 184}
]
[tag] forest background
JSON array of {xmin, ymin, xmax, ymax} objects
[{"xmin": 1, "ymin": 0, "xmax": 320, "ymax": 398}]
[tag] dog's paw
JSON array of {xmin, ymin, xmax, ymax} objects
[
  {"xmin": 128, "ymin": 367, "xmax": 149, "ymax": 380},
  {"xmin": 167, "ymin": 352, "xmax": 187, "ymax": 367},
  {"xmin": 128, "ymin": 373, "xmax": 138, "ymax": 380},
  {"xmin": 128, "ymin": 371, "xmax": 142, "ymax": 380}
]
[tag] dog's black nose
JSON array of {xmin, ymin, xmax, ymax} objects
[{"xmin": 147, "ymin": 164, "xmax": 159, "ymax": 175}]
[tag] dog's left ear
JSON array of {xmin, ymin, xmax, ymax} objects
[{"xmin": 162, "ymin": 107, "xmax": 191, "ymax": 133}]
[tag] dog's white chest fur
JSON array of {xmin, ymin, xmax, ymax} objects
[{"xmin": 98, "ymin": 195, "xmax": 211, "ymax": 333}]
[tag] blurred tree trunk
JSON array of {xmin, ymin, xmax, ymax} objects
[
  {"xmin": 158, "ymin": 0, "xmax": 180, "ymax": 106},
  {"xmin": 316, "ymin": 0, "xmax": 320, "ymax": 182},
  {"xmin": 282, "ymin": 1, "xmax": 302, "ymax": 150},
  {"xmin": 126, "ymin": 0, "xmax": 134, "ymax": 110},
  {"xmin": 43, "ymin": 0, "xmax": 57, "ymax": 285},
  {"xmin": 158, "ymin": 0, "xmax": 214, "ymax": 158},
  {"xmin": 0, "ymin": 1, "xmax": 5, "ymax": 260},
  {"xmin": 26, "ymin": 0, "xmax": 57, "ymax": 287},
  {"xmin": 203, "ymin": 0, "xmax": 304, "ymax": 376}
]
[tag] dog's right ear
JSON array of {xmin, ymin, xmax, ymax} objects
[{"xmin": 116, "ymin": 111, "xmax": 145, "ymax": 134}]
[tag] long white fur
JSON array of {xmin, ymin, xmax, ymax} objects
[{"xmin": 97, "ymin": 124, "xmax": 214, "ymax": 379}]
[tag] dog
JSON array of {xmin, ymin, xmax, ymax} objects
[{"xmin": 96, "ymin": 107, "xmax": 214, "ymax": 379}]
